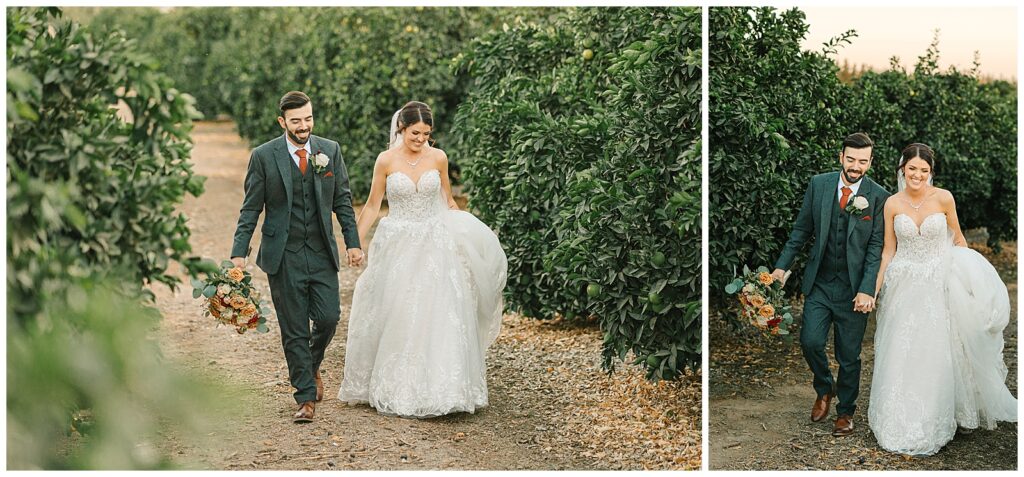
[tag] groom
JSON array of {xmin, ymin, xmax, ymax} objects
[
  {"xmin": 231, "ymin": 91, "xmax": 363, "ymax": 423},
  {"xmin": 771, "ymin": 132, "xmax": 890, "ymax": 437}
]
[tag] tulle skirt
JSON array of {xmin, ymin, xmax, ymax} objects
[
  {"xmin": 338, "ymin": 210, "xmax": 507, "ymax": 418},
  {"xmin": 947, "ymin": 247, "xmax": 1018, "ymax": 430},
  {"xmin": 870, "ymin": 245, "xmax": 1017, "ymax": 455}
]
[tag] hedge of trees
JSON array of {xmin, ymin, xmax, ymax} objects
[
  {"xmin": 709, "ymin": 7, "xmax": 1017, "ymax": 299},
  {"xmin": 452, "ymin": 7, "xmax": 702, "ymax": 379},
  {"xmin": 79, "ymin": 7, "xmax": 549, "ymax": 201},
  {"xmin": 7, "ymin": 8, "xmax": 214, "ymax": 468}
]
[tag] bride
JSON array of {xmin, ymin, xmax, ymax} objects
[
  {"xmin": 337, "ymin": 101, "xmax": 507, "ymax": 418},
  {"xmin": 868, "ymin": 143, "xmax": 1017, "ymax": 455}
]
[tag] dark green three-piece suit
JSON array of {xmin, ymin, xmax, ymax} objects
[
  {"xmin": 231, "ymin": 134, "xmax": 360, "ymax": 404},
  {"xmin": 775, "ymin": 171, "xmax": 890, "ymax": 416}
]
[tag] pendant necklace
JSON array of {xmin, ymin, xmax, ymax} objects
[{"xmin": 405, "ymin": 153, "xmax": 422, "ymax": 167}]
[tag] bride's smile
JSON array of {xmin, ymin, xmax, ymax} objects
[
  {"xmin": 903, "ymin": 157, "xmax": 931, "ymax": 190},
  {"xmin": 403, "ymin": 122, "xmax": 432, "ymax": 152}
]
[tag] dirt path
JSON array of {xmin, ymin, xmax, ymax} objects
[
  {"xmin": 150, "ymin": 121, "xmax": 701, "ymax": 470},
  {"xmin": 709, "ymin": 264, "xmax": 1018, "ymax": 470}
]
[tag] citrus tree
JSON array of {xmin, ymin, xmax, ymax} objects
[
  {"xmin": 7, "ymin": 7, "xmax": 213, "ymax": 468},
  {"xmin": 453, "ymin": 7, "xmax": 702, "ymax": 380}
]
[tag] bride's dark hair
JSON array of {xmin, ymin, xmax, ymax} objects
[
  {"xmin": 899, "ymin": 143, "xmax": 936, "ymax": 172},
  {"xmin": 397, "ymin": 101, "xmax": 433, "ymax": 131}
]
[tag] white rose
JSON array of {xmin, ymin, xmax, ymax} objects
[
  {"xmin": 742, "ymin": 283, "xmax": 755, "ymax": 294},
  {"xmin": 217, "ymin": 284, "xmax": 231, "ymax": 296},
  {"xmin": 852, "ymin": 196, "xmax": 869, "ymax": 210},
  {"xmin": 314, "ymin": 153, "xmax": 329, "ymax": 168}
]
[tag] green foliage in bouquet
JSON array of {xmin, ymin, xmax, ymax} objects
[
  {"xmin": 452, "ymin": 7, "xmax": 702, "ymax": 380},
  {"xmin": 7, "ymin": 8, "xmax": 216, "ymax": 468},
  {"xmin": 191, "ymin": 260, "xmax": 272, "ymax": 334},
  {"xmin": 709, "ymin": 7, "xmax": 1017, "ymax": 304},
  {"xmin": 724, "ymin": 266, "xmax": 795, "ymax": 343}
]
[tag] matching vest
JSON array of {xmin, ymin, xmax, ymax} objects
[
  {"xmin": 285, "ymin": 160, "xmax": 328, "ymax": 253},
  {"xmin": 816, "ymin": 201, "xmax": 854, "ymax": 300}
]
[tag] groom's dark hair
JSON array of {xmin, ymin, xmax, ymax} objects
[
  {"xmin": 279, "ymin": 91, "xmax": 311, "ymax": 116},
  {"xmin": 842, "ymin": 132, "xmax": 874, "ymax": 154}
]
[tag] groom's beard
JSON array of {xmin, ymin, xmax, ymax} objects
[
  {"xmin": 288, "ymin": 128, "xmax": 311, "ymax": 145},
  {"xmin": 842, "ymin": 168, "xmax": 865, "ymax": 185}
]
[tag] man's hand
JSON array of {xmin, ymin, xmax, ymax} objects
[
  {"xmin": 347, "ymin": 248, "xmax": 364, "ymax": 267},
  {"xmin": 771, "ymin": 268, "xmax": 787, "ymax": 286},
  {"xmin": 853, "ymin": 292, "xmax": 875, "ymax": 314},
  {"xmin": 231, "ymin": 256, "xmax": 245, "ymax": 269}
]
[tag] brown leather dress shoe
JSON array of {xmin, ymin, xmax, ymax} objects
[
  {"xmin": 833, "ymin": 414, "xmax": 854, "ymax": 436},
  {"xmin": 293, "ymin": 401, "xmax": 315, "ymax": 423},
  {"xmin": 811, "ymin": 393, "xmax": 834, "ymax": 422},
  {"xmin": 314, "ymin": 368, "xmax": 324, "ymax": 402}
]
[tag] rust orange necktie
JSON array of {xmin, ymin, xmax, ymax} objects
[
  {"xmin": 839, "ymin": 186, "xmax": 852, "ymax": 210},
  {"xmin": 296, "ymin": 148, "xmax": 308, "ymax": 175}
]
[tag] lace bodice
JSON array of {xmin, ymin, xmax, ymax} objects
[
  {"xmin": 885, "ymin": 213, "xmax": 948, "ymax": 285},
  {"xmin": 385, "ymin": 169, "xmax": 444, "ymax": 222}
]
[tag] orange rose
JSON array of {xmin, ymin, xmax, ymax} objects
[
  {"xmin": 759, "ymin": 304, "xmax": 775, "ymax": 318},
  {"xmin": 230, "ymin": 295, "xmax": 247, "ymax": 309},
  {"xmin": 240, "ymin": 304, "xmax": 257, "ymax": 318},
  {"xmin": 739, "ymin": 294, "xmax": 750, "ymax": 306},
  {"xmin": 227, "ymin": 267, "xmax": 245, "ymax": 282},
  {"xmin": 749, "ymin": 295, "xmax": 766, "ymax": 308},
  {"xmin": 758, "ymin": 272, "xmax": 774, "ymax": 286}
]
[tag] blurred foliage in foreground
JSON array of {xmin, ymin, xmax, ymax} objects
[{"xmin": 7, "ymin": 7, "xmax": 221, "ymax": 469}]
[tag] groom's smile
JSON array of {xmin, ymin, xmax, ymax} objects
[
  {"xmin": 279, "ymin": 102, "xmax": 315, "ymax": 146},
  {"xmin": 840, "ymin": 147, "xmax": 872, "ymax": 185}
]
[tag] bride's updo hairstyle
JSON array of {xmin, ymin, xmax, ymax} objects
[
  {"xmin": 898, "ymin": 143, "xmax": 936, "ymax": 173},
  {"xmin": 397, "ymin": 101, "xmax": 433, "ymax": 131}
]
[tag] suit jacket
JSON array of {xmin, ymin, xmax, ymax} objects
[
  {"xmin": 231, "ymin": 134, "xmax": 360, "ymax": 275},
  {"xmin": 774, "ymin": 171, "xmax": 890, "ymax": 297}
]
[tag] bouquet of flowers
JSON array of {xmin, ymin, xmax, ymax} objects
[
  {"xmin": 191, "ymin": 260, "xmax": 271, "ymax": 334},
  {"xmin": 724, "ymin": 265, "xmax": 793, "ymax": 338}
]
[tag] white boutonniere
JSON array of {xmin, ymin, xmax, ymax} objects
[
  {"xmin": 845, "ymin": 195, "xmax": 869, "ymax": 215},
  {"xmin": 312, "ymin": 150, "xmax": 330, "ymax": 175}
]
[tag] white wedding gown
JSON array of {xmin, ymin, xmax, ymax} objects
[
  {"xmin": 869, "ymin": 212, "xmax": 1017, "ymax": 455},
  {"xmin": 338, "ymin": 169, "xmax": 507, "ymax": 418}
]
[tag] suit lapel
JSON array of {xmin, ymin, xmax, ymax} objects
[
  {"xmin": 274, "ymin": 136, "xmax": 293, "ymax": 206},
  {"xmin": 819, "ymin": 172, "xmax": 837, "ymax": 248},
  {"xmin": 308, "ymin": 136, "xmax": 333, "ymax": 236},
  {"xmin": 847, "ymin": 178, "xmax": 870, "ymax": 240},
  {"xmin": 309, "ymin": 136, "xmax": 324, "ymax": 206}
]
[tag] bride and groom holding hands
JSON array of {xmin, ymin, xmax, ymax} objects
[
  {"xmin": 230, "ymin": 91, "xmax": 507, "ymax": 423},
  {"xmin": 772, "ymin": 132, "xmax": 1017, "ymax": 455}
]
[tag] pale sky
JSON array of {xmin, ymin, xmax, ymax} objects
[{"xmin": 800, "ymin": 7, "xmax": 1017, "ymax": 80}]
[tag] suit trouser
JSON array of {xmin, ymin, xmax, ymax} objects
[
  {"xmin": 267, "ymin": 246, "xmax": 340, "ymax": 404},
  {"xmin": 800, "ymin": 282, "xmax": 869, "ymax": 416}
]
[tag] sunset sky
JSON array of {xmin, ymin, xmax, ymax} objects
[{"xmin": 800, "ymin": 7, "xmax": 1017, "ymax": 80}]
